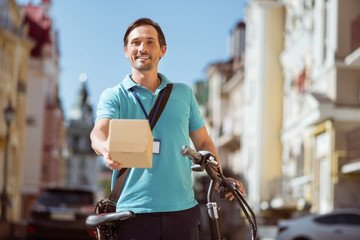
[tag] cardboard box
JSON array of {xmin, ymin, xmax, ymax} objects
[{"xmin": 109, "ymin": 119, "xmax": 153, "ymax": 168}]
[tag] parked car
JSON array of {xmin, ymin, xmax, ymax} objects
[
  {"xmin": 27, "ymin": 186, "xmax": 100, "ymax": 240},
  {"xmin": 276, "ymin": 208, "xmax": 360, "ymax": 240}
]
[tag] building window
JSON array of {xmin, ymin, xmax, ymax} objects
[
  {"xmin": 351, "ymin": 15, "xmax": 360, "ymax": 51},
  {"xmin": 79, "ymin": 136, "xmax": 89, "ymax": 152},
  {"xmin": 296, "ymin": 69, "xmax": 306, "ymax": 95},
  {"xmin": 0, "ymin": 43, "xmax": 3, "ymax": 69},
  {"xmin": 4, "ymin": 49, "xmax": 12, "ymax": 73},
  {"xmin": 314, "ymin": 0, "xmax": 332, "ymax": 68}
]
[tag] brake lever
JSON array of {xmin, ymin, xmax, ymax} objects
[
  {"xmin": 219, "ymin": 181, "xmax": 245, "ymax": 199},
  {"xmin": 187, "ymin": 150, "xmax": 216, "ymax": 173},
  {"xmin": 219, "ymin": 185, "xmax": 227, "ymax": 199},
  {"xmin": 207, "ymin": 157, "xmax": 219, "ymax": 167},
  {"xmin": 191, "ymin": 164, "xmax": 204, "ymax": 172}
]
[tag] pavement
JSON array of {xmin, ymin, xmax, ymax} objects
[{"xmin": 0, "ymin": 221, "xmax": 27, "ymax": 240}]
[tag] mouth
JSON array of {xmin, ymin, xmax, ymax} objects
[{"xmin": 136, "ymin": 55, "xmax": 151, "ymax": 60}]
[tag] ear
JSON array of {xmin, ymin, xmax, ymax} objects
[
  {"xmin": 124, "ymin": 47, "xmax": 129, "ymax": 58},
  {"xmin": 160, "ymin": 45, "xmax": 167, "ymax": 58}
]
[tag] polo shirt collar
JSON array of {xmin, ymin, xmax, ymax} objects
[
  {"xmin": 123, "ymin": 73, "xmax": 171, "ymax": 91},
  {"xmin": 123, "ymin": 74, "xmax": 137, "ymax": 90},
  {"xmin": 158, "ymin": 73, "xmax": 171, "ymax": 89}
]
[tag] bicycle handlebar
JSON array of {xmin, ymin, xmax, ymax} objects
[
  {"xmin": 181, "ymin": 145, "xmax": 257, "ymax": 240},
  {"xmin": 181, "ymin": 145, "xmax": 203, "ymax": 164}
]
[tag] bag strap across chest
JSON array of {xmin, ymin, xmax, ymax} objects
[
  {"xmin": 130, "ymin": 83, "xmax": 173, "ymax": 130},
  {"xmin": 109, "ymin": 83, "xmax": 174, "ymax": 204}
]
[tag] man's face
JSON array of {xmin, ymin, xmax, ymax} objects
[{"xmin": 124, "ymin": 25, "xmax": 166, "ymax": 72}]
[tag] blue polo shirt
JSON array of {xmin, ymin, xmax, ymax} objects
[{"xmin": 96, "ymin": 73, "xmax": 204, "ymax": 213}]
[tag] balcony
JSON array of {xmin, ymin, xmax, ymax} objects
[
  {"xmin": 218, "ymin": 116, "xmax": 241, "ymax": 150},
  {"xmin": 345, "ymin": 46, "xmax": 360, "ymax": 67},
  {"xmin": 251, "ymin": 0, "xmax": 283, "ymax": 8},
  {"xmin": 0, "ymin": 14, "xmax": 24, "ymax": 38},
  {"xmin": 342, "ymin": 159, "xmax": 360, "ymax": 174},
  {"xmin": 345, "ymin": 14, "xmax": 360, "ymax": 67},
  {"xmin": 351, "ymin": 14, "xmax": 360, "ymax": 52},
  {"xmin": 341, "ymin": 126, "xmax": 360, "ymax": 174},
  {"xmin": 221, "ymin": 69, "xmax": 244, "ymax": 94},
  {"xmin": 260, "ymin": 176, "xmax": 298, "ymax": 221}
]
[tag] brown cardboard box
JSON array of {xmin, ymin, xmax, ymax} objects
[{"xmin": 109, "ymin": 119, "xmax": 153, "ymax": 168}]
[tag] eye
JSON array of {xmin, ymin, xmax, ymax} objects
[
  {"xmin": 131, "ymin": 41, "xmax": 141, "ymax": 46},
  {"xmin": 147, "ymin": 40, "xmax": 155, "ymax": 45}
]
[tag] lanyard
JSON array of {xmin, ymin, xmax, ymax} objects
[{"xmin": 130, "ymin": 87, "xmax": 166, "ymax": 129}]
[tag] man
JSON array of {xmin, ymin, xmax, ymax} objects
[{"xmin": 90, "ymin": 18, "xmax": 244, "ymax": 240}]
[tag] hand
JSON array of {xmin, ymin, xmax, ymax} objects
[
  {"xmin": 219, "ymin": 177, "xmax": 246, "ymax": 201},
  {"xmin": 101, "ymin": 138, "xmax": 122, "ymax": 170},
  {"xmin": 103, "ymin": 152, "xmax": 122, "ymax": 170}
]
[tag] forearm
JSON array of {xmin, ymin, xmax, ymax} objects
[
  {"xmin": 90, "ymin": 118, "xmax": 122, "ymax": 170},
  {"xmin": 189, "ymin": 126, "xmax": 222, "ymax": 170},
  {"xmin": 90, "ymin": 129, "xmax": 108, "ymax": 156},
  {"xmin": 194, "ymin": 140, "xmax": 222, "ymax": 170},
  {"xmin": 90, "ymin": 118, "xmax": 110, "ymax": 156}
]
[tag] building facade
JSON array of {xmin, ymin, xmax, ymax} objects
[
  {"xmin": 20, "ymin": 0, "xmax": 65, "ymax": 219},
  {"xmin": 203, "ymin": 23, "xmax": 251, "ymax": 239},
  {"xmin": 279, "ymin": 0, "xmax": 360, "ymax": 214},
  {"xmin": 202, "ymin": 0, "xmax": 360, "ymax": 238},
  {"xmin": 206, "ymin": 22, "xmax": 246, "ymax": 176},
  {"xmin": 242, "ymin": 2, "xmax": 285, "ymax": 218},
  {"xmin": 66, "ymin": 74, "xmax": 98, "ymax": 188},
  {"xmin": 0, "ymin": 0, "xmax": 32, "ymax": 224}
]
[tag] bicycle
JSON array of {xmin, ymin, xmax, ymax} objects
[
  {"xmin": 86, "ymin": 210, "xmax": 135, "ymax": 240},
  {"xmin": 86, "ymin": 145, "xmax": 257, "ymax": 240},
  {"xmin": 180, "ymin": 145, "xmax": 257, "ymax": 240}
]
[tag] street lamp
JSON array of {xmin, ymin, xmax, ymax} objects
[{"xmin": 1, "ymin": 104, "xmax": 15, "ymax": 220}]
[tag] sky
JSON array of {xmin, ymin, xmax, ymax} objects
[{"xmin": 15, "ymin": 0, "xmax": 248, "ymax": 120}]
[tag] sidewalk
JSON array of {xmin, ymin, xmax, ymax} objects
[
  {"xmin": 0, "ymin": 221, "xmax": 27, "ymax": 240},
  {"xmin": 0, "ymin": 221, "xmax": 11, "ymax": 239}
]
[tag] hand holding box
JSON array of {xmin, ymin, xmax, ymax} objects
[{"xmin": 109, "ymin": 119, "xmax": 153, "ymax": 168}]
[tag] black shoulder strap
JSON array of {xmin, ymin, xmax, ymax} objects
[
  {"xmin": 108, "ymin": 168, "xmax": 130, "ymax": 203},
  {"xmin": 148, "ymin": 83, "xmax": 173, "ymax": 130},
  {"xmin": 108, "ymin": 83, "xmax": 173, "ymax": 202}
]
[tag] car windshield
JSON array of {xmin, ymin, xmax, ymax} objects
[
  {"xmin": 37, "ymin": 190, "xmax": 94, "ymax": 206},
  {"xmin": 315, "ymin": 213, "xmax": 360, "ymax": 225}
]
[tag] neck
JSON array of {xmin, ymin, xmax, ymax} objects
[{"xmin": 131, "ymin": 70, "xmax": 160, "ymax": 94}]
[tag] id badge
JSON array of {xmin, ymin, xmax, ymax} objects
[{"xmin": 153, "ymin": 139, "xmax": 161, "ymax": 155}]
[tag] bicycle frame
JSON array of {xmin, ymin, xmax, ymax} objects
[{"xmin": 181, "ymin": 145, "xmax": 257, "ymax": 240}]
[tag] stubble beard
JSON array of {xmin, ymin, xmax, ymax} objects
[
  {"xmin": 131, "ymin": 56, "xmax": 159, "ymax": 72},
  {"xmin": 134, "ymin": 62, "xmax": 153, "ymax": 72}
]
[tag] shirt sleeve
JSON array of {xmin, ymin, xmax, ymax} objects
[{"xmin": 95, "ymin": 88, "xmax": 120, "ymax": 122}]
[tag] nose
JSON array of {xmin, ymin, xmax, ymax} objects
[{"xmin": 138, "ymin": 42, "xmax": 147, "ymax": 53}]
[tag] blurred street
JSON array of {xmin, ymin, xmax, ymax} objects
[{"xmin": 1, "ymin": 0, "xmax": 360, "ymax": 240}]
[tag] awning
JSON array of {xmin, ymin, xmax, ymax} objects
[
  {"xmin": 341, "ymin": 159, "xmax": 360, "ymax": 174},
  {"xmin": 345, "ymin": 46, "xmax": 360, "ymax": 67}
]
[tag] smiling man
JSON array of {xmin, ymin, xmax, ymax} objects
[
  {"xmin": 90, "ymin": 18, "xmax": 245, "ymax": 240},
  {"xmin": 125, "ymin": 25, "xmax": 165, "ymax": 74}
]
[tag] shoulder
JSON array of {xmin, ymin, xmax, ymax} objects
[
  {"xmin": 101, "ymin": 84, "xmax": 119, "ymax": 95},
  {"xmin": 172, "ymin": 82, "xmax": 191, "ymax": 90},
  {"xmin": 100, "ymin": 83, "xmax": 127, "ymax": 100},
  {"xmin": 159, "ymin": 73, "xmax": 194, "ymax": 98},
  {"xmin": 159, "ymin": 73, "xmax": 192, "ymax": 93},
  {"xmin": 171, "ymin": 82, "xmax": 193, "ymax": 97}
]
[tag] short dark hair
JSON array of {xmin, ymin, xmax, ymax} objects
[{"xmin": 123, "ymin": 18, "xmax": 167, "ymax": 48}]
